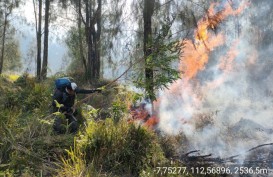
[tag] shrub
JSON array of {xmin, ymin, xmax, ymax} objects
[{"xmin": 59, "ymin": 118, "xmax": 166, "ymax": 176}]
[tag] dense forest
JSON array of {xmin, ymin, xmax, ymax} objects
[{"xmin": 1, "ymin": 0, "xmax": 273, "ymax": 176}]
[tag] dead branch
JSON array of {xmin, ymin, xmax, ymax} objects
[
  {"xmin": 225, "ymin": 143, "xmax": 273, "ymax": 161},
  {"xmin": 183, "ymin": 150, "xmax": 200, "ymax": 156},
  {"xmin": 247, "ymin": 143, "xmax": 273, "ymax": 152},
  {"xmin": 186, "ymin": 153, "xmax": 212, "ymax": 160},
  {"xmin": 178, "ymin": 142, "xmax": 273, "ymax": 166}
]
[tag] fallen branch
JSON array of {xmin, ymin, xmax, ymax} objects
[
  {"xmin": 247, "ymin": 143, "xmax": 273, "ymax": 152},
  {"xmin": 186, "ymin": 154, "xmax": 212, "ymax": 160},
  {"xmin": 183, "ymin": 150, "xmax": 200, "ymax": 156},
  {"xmin": 225, "ymin": 142, "xmax": 273, "ymax": 161},
  {"xmin": 181, "ymin": 150, "xmax": 212, "ymax": 162},
  {"xmin": 178, "ymin": 143, "xmax": 273, "ymax": 165}
]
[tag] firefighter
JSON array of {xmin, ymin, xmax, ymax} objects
[{"xmin": 52, "ymin": 79, "xmax": 101, "ymax": 134}]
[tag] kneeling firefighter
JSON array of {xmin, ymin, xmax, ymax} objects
[{"xmin": 52, "ymin": 77, "xmax": 102, "ymax": 134}]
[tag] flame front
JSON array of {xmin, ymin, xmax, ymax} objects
[
  {"xmin": 180, "ymin": 2, "xmax": 247, "ymax": 81},
  {"xmin": 130, "ymin": 1, "xmax": 248, "ymax": 132}
]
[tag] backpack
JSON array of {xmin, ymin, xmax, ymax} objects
[{"xmin": 55, "ymin": 77, "xmax": 71, "ymax": 91}]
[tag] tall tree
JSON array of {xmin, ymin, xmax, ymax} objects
[
  {"xmin": 0, "ymin": 2, "xmax": 12, "ymax": 74},
  {"xmin": 77, "ymin": 0, "xmax": 87, "ymax": 74},
  {"xmin": 66, "ymin": 0, "xmax": 103, "ymax": 81},
  {"xmin": 0, "ymin": 8, "xmax": 9, "ymax": 74},
  {"xmin": 33, "ymin": 0, "xmax": 42, "ymax": 80},
  {"xmin": 131, "ymin": 0, "xmax": 212, "ymax": 100},
  {"xmin": 83, "ymin": 0, "xmax": 102, "ymax": 81},
  {"xmin": 65, "ymin": 0, "xmax": 124, "ymax": 80},
  {"xmin": 143, "ymin": 0, "xmax": 155, "ymax": 101},
  {"xmin": 41, "ymin": 0, "xmax": 50, "ymax": 80},
  {"xmin": 0, "ymin": 0, "xmax": 20, "ymax": 74},
  {"xmin": 94, "ymin": 0, "xmax": 101, "ymax": 79}
]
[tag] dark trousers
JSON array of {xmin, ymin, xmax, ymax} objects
[{"xmin": 53, "ymin": 112, "xmax": 78, "ymax": 134}]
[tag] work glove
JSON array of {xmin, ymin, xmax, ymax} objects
[
  {"xmin": 95, "ymin": 86, "xmax": 105, "ymax": 93},
  {"xmin": 95, "ymin": 89, "xmax": 102, "ymax": 93}
]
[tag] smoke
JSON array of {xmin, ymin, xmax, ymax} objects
[{"xmin": 156, "ymin": 0, "xmax": 273, "ymax": 157}]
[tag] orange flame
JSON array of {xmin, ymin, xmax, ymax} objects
[
  {"xmin": 129, "ymin": 1, "xmax": 248, "ymax": 130},
  {"xmin": 218, "ymin": 40, "xmax": 239, "ymax": 72},
  {"xmin": 129, "ymin": 104, "xmax": 159, "ymax": 129},
  {"xmin": 180, "ymin": 2, "xmax": 248, "ymax": 81},
  {"xmin": 144, "ymin": 115, "xmax": 159, "ymax": 128}
]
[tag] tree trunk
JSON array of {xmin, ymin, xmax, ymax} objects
[
  {"xmin": 89, "ymin": 1, "xmax": 96, "ymax": 81},
  {"xmin": 78, "ymin": 0, "xmax": 87, "ymax": 74},
  {"xmin": 143, "ymin": 0, "xmax": 155, "ymax": 101},
  {"xmin": 0, "ymin": 12, "xmax": 8, "ymax": 74},
  {"xmin": 83, "ymin": 0, "xmax": 101, "ymax": 82},
  {"xmin": 94, "ymin": 0, "xmax": 101, "ymax": 79},
  {"xmin": 34, "ymin": 0, "xmax": 42, "ymax": 80},
  {"xmin": 41, "ymin": 0, "xmax": 50, "ymax": 80},
  {"xmin": 85, "ymin": 0, "xmax": 93, "ymax": 81}
]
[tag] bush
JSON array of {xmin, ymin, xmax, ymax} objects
[{"xmin": 59, "ymin": 118, "xmax": 166, "ymax": 176}]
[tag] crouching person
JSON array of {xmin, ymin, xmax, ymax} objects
[{"xmin": 52, "ymin": 78, "xmax": 101, "ymax": 134}]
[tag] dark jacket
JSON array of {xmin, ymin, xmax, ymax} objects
[
  {"xmin": 52, "ymin": 89, "xmax": 75, "ymax": 113},
  {"xmin": 52, "ymin": 88, "xmax": 97, "ymax": 113}
]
